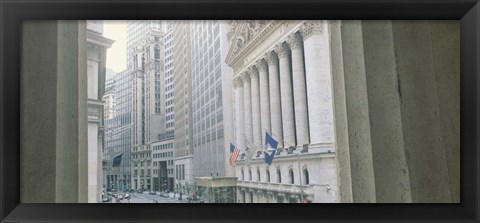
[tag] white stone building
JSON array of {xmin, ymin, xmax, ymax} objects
[
  {"xmin": 226, "ymin": 20, "xmax": 338, "ymax": 203},
  {"xmin": 86, "ymin": 20, "xmax": 114, "ymax": 202}
]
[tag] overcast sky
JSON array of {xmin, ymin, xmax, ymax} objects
[{"xmin": 103, "ymin": 20, "xmax": 127, "ymax": 73}]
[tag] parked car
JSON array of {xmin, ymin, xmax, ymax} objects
[
  {"xmin": 118, "ymin": 194, "xmax": 123, "ymax": 200},
  {"xmin": 149, "ymin": 191, "xmax": 156, "ymax": 195},
  {"xmin": 161, "ymin": 192, "xmax": 169, "ymax": 198},
  {"xmin": 101, "ymin": 195, "xmax": 110, "ymax": 203}
]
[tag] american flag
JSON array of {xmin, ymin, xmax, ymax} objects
[{"xmin": 229, "ymin": 143, "xmax": 240, "ymax": 166}]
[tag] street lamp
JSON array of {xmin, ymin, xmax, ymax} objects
[{"xmin": 287, "ymin": 146, "xmax": 304, "ymax": 202}]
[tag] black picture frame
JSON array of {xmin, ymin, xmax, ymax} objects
[{"xmin": 1, "ymin": 0, "xmax": 479, "ymax": 222}]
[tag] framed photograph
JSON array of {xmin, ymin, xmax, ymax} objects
[{"xmin": 1, "ymin": 0, "xmax": 478, "ymax": 222}]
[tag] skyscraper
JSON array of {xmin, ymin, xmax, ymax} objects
[
  {"xmin": 190, "ymin": 21, "xmax": 234, "ymax": 178},
  {"xmin": 172, "ymin": 21, "xmax": 194, "ymax": 186}
]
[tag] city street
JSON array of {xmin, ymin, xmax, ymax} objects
[{"xmin": 107, "ymin": 192, "xmax": 188, "ymax": 203}]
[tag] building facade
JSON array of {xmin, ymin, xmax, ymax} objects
[
  {"xmin": 86, "ymin": 20, "xmax": 114, "ymax": 202},
  {"xmin": 103, "ymin": 69, "xmax": 134, "ymax": 191},
  {"xmin": 226, "ymin": 20, "xmax": 337, "ymax": 203},
  {"xmin": 172, "ymin": 21, "xmax": 195, "ymax": 188},
  {"xmin": 190, "ymin": 21, "xmax": 234, "ymax": 178},
  {"xmin": 130, "ymin": 28, "xmax": 166, "ymax": 191},
  {"xmin": 226, "ymin": 20, "xmax": 460, "ymax": 203},
  {"xmin": 152, "ymin": 132, "xmax": 175, "ymax": 191}
]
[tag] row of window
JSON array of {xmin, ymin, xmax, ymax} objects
[
  {"xmin": 240, "ymin": 168, "xmax": 310, "ymax": 185},
  {"xmin": 153, "ymin": 151, "xmax": 173, "ymax": 159}
]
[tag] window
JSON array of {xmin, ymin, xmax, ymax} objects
[
  {"xmin": 266, "ymin": 169, "xmax": 270, "ymax": 182},
  {"xmin": 241, "ymin": 169, "xmax": 244, "ymax": 181},
  {"xmin": 257, "ymin": 169, "xmax": 260, "ymax": 181},
  {"xmin": 249, "ymin": 170, "xmax": 252, "ymax": 181},
  {"xmin": 289, "ymin": 169, "xmax": 294, "ymax": 184},
  {"xmin": 303, "ymin": 169, "xmax": 310, "ymax": 185},
  {"xmin": 277, "ymin": 169, "xmax": 281, "ymax": 183}
]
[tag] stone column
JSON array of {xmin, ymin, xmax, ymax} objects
[
  {"xmin": 275, "ymin": 43, "xmax": 296, "ymax": 148},
  {"xmin": 361, "ymin": 21, "xmax": 412, "ymax": 202},
  {"xmin": 265, "ymin": 52, "xmax": 283, "ymax": 148},
  {"xmin": 242, "ymin": 72, "xmax": 253, "ymax": 147},
  {"xmin": 234, "ymin": 77, "xmax": 245, "ymax": 149},
  {"xmin": 256, "ymin": 60, "xmax": 271, "ymax": 145},
  {"xmin": 21, "ymin": 20, "xmax": 87, "ymax": 203},
  {"xmin": 249, "ymin": 67, "xmax": 263, "ymax": 149},
  {"xmin": 300, "ymin": 21, "xmax": 335, "ymax": 147},
  {"xmin": 338, "ymin": 20, "xmax": 376, "ymax": 202},
  {"xmin": 286, "ymin": 33, "xmax": 310, "ymax": 147}
]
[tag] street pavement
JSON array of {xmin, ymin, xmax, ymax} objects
[{"xmin": 106, "ymin": 192, "xmax": 188, "ymax": 203}]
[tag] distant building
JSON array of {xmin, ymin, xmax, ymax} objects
[
  {"xmin": 130, "ymin": 26, "xmax": 165, "ymax": 191},
  {"xmin": 103, "ymin": 69, "xmax": 133, "ymax": 191}
]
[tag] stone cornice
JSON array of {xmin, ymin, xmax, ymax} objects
[{"xmin": 87, "ymin": 31, "xmax": 115, "ymax": 48}]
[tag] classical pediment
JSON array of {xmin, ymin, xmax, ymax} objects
[{"xmin": 225, "ymin": 20, "xmax": 281, "ymax": 70}]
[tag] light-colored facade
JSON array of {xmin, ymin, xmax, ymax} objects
[
  {"xmin": 102, "ymin": 89, "xmax": 116, "ymax": 120},
  {"xmin": 86, "ymin": 20, "xmax": 114, "ymax": 202},
  {"xmin": 164, "ymin": 21, "xmax": 175, "ymax": 133},
  {"xmin": 226, "ymin": 20, "xmax": 336, "ymax": 203},
  {"xmin": 103, "ymin": 69, "xmax": 134, "ymax": 191},
  {"xmin": 190, "ymin": 21, "xmax": 234, "ymax": 178},
  {"xmin": 152, "ymin": 133, "xmax": 175, "ymax": 191},
  {"xmin": 172, "ymin": 21, "xmax": 194, "ymax": 188},
  {"xmin": 130, "ymin": 26, "xmax": 166, "ymax": 191}
]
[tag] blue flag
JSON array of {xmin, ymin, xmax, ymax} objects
[
  {"xmin": 112, "ymin": 153, "xmax": 123, "ymax": 167},
  {"xmin": 264, "ymin": 132, "xmax": 278, "ymax": 165}
]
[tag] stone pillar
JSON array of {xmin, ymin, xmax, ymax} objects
[
  {"xmin": 300, "ymin": 21, "xmax": 334, "ymax": 147},
  {"xmin": 21, "ymin": 20, "xmax": 87, "ymax": 203},
  {"xmin": 361, "ymin": 21, "xmax": 412, "ymax": 202},
  {"xmin": 286, "ymin": 33, "xmax": 310, "ymax": 147},
  {"xmin": 275, "ymin": 43, "xmax": 296, "ymax": 148},
  {"xmin": 249, "ymin": 67, "xmax": 263, "ymax": 149},
  {"xmin": 337, "ymin": 20, "xmax": 376, "ymax": 202},
  {"xmin": 234, "ymin": 77, "xmax": 245, "ymax": 149},
  {"xmin": 328, "ymin": 20, "xmax": 353, "ymax": 203},
  {"xmin": 392, "ymin": 21, "xmax": 452, "ymax": 202},
  {"xmin": 265, "ymin": 52, "xmax": 283, "ymax": 148},
  {"xmin": 242, "ymin": 72, "xmax": 253, "ymax": 147},
  {"xmin": 256, "ymin": 60, "xmax": 271, "ymax": 145}
]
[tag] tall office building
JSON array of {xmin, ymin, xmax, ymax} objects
[
  {"xmin": 172, "ymin": 21, "xmax": 194, "ymax": 187},
  {"xmin": 164, "ymin": 21, "xmax": 175, "ymax": 134},
  {"xmin": 103, "ymin": 69, "xmax": 133, "ymax": 191},
  {"xmin": 130, "ymin": 28, "xmax": 165, "ymax": 191},
  {"xmin": 190, "ymin": 21, "xmax": 234, "ymax": 178}
]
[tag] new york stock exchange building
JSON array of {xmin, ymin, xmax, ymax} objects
[{"xmin": 225, "ymin": 20, "xmax": 459, "ymax": 203}]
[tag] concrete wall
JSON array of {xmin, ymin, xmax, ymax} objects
[{"xmin": 21, "ymin": 20, "xmax": 87, "ymax": 203}]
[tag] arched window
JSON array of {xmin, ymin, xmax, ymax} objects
[
  {"xmin": 249, "ymin": 170, "xmax": 252, "ymax": 181},
  {"xmin": 289, "ymin": 169, "xmax": 294, "ymax": 184},
  {"xmin": 277, "ymin": 169, "xmax": 281, "ymax": 183},
  {"xmin": 303, "ymin": 168, "xmax": 310, "ymax": 185},
  {"xmin": 266, "ymin": 169, "xmax": 270, "ymax": 182},
  {"xmin": 257, "ymin": 169, "xmax": 261, "ymax": 181},
  {"xmin": 241, "ymin": 169, "xmax": 244, "ymax": 181}
]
